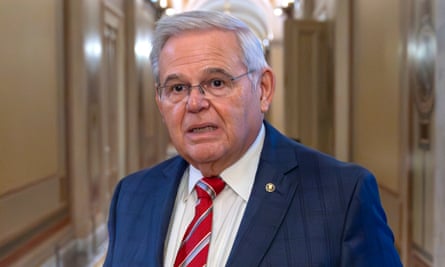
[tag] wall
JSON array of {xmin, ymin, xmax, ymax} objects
[
  {"xmin": 0, "ymin": 0, "xmax": 168, "ymax": 265},
  {"xmin": 333, "ymin": 0, "xmax": 351, "ymax": 161},
  {"xmin": 0, "ymin": 0, "xmax": 70, "ymax": 265},
  {"xmin": 268, "ymin": 39, "xmax": 286, "ymax": 132},
  {"xmin": 350, "ymin": 0, "xmax": 407, "ymax": 261},
  {"xmin": 407, "ymin": 0, "xmax": 436, "ymax": 265},
  {"xmin": 433, "ymin": 0, "xmax": 445, "ymax": 266},
  {"xmin": 350, "ymin": 0, "xmax": 444, "ymax": 266}
]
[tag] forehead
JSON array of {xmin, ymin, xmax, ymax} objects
[{"xmin": 158, "ymin": 29, "xmax": 245, "ymax": 78}]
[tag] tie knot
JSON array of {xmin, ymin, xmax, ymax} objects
[{"xmin": 196, "ymin": 177, "xmax": 225, "ymax": 200}]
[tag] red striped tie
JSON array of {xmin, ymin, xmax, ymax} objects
[{"xmin": 174, "ymin": 177, "xmax": 225, "ymax": 267}]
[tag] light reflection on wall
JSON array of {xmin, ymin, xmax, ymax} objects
[
  {"xmin": 84, "ymin": 36, "xmax": 102, "ymax": 68},
  {"xmin": 135, "ymin": 38, "xmax": 152, "ymax": 60}
]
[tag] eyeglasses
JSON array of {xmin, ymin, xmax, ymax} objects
[{"xmin": 157, "ymin": 70, "xmax": 255, "ymax": 103}]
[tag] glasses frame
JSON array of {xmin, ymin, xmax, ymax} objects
[{"xmin": 157, "ymin": 69, "xmax": 256, "ymax": 103}]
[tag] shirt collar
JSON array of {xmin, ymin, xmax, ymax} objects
[{"xmin": 187, "ymin": 123, "xmax": 265, "ymax": 201}]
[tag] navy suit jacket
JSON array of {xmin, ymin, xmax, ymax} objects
[{"xmin": 104, "ymin": 122, "xmax": 402, "ymax": 266}]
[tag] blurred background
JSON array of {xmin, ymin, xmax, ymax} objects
[{"xmin": 0, "ymin": 0, "xmax": 444, "ymax": 266}]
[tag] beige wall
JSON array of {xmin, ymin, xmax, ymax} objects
[
  {"xmin": 350, "ymin": 0, "xmax": 442, "ymax": 266},
  {"xmin": 0, "ymin": 0, "xmax": 168, "ymax": 265},
  {"xmin": 0, "ymin": 0, "xmax": 63, "ymax": 200},
  {"xmin": 434, "ymin": 0, "xmax": 445, "ymax": 266},
  {"xmin": 268, "ymin": 40, "xmax": 286, "ymax": 132},
  {"xmin": 333, "ymin": 0, "xmax": 351, "ymax": 162},
  {"xmin": 0, "ymin": 0, "xmax": 69, "ymax": 263},
  {"xmin": 351, "ymin": 0, "xmax": 407, "ymax": 259},
  {"xmin": 352, "ymin": 0, "xmax": 403, "ymax": 193},
  {"xmin": 284, "ymin": 19, "xmax": 333, "ymax": 153}
]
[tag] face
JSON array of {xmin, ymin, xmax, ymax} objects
[{"xmin": 156, "ymin": 29, "xmax": 275, "ymax": 176}]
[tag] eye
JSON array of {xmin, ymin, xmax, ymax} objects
[
  {"xmin": 208, "ymin": 78, "xmax": 226, "ymax": 89},
  {"xmin": 167, "ymin": 84, "xmax": 188, "ymax": 93}
]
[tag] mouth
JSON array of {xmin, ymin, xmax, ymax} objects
[{"xmin": 189, "ymin": 125, "xmax": 217, "ymax": 133}]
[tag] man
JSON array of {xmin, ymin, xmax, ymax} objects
[{"xmin": 104, "ymin": 10, "xmax": 402, "ymax": 267}]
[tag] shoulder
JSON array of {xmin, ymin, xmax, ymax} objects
[
  {"xmin": 298, "ymin": 143, "xmax": 370, "ymax": 178},
  {"xmin": 117, "ymin": 155, "xmax": 188, "ymax": 191},
  {"xmin": 264, "ymin": 121, "xmax": 373, "ymax": 186}
]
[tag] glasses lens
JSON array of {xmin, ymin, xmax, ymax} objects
[
  {"xmin": 159, "ymin": 70, "xmax": 251, "ymax": 103},
  {"xmin": 202, "ymin": 74, "xmax": 233, "ymax": 97},
  {"xmin": 161, "ymin": 83, "xmax": 189, "ymax": 103}
]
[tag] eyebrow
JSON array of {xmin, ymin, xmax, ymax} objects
[
  {"xmin": 203, "ymin": 67, "xmax": 232, "ymax": 77},
  {"xmin": 161, "ymin": 74, "xmax": 182, "ymax": 86},
  {"xmin": 161, "ymin": 67, "xmax": 234, "ymax": 85}
]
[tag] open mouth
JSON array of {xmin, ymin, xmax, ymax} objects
[{"xmin": 190, "ymin": 126, "xmax": 217, "ymax": 133}]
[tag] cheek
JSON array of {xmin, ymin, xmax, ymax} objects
[
  {"xmin": 221, "ymin": 99, "xmax": 255, "ymax": 133},
  {"xmin": 160, "ymin": 105, "xmax": 183, "ymax": 130},
  {"xmin": 235, "ymin": 90, "xmax": 262, "ymax": 117}
]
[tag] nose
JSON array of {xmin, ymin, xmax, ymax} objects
[{"xmin": 186, "ymin": 85, "xmax": 210, "ymax": 112}]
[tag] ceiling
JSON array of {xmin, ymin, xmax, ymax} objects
[{"xmin": 172, "ymin": 0, "xmax": 286, "ymax": 41}]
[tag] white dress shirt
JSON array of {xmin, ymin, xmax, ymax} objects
[{"xmin": 164, "ymin": 124, "xmax": 265, "ymax": 267}]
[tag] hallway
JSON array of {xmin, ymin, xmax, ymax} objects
[{"xmin": 0, "ymin": 0, "xmax": 444, "ymax": 266}]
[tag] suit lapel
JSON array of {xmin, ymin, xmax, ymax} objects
[
  {"xmin": 145, "ymin": 157, "xmax": 188, "ymax": 266},
  {"xmin": 226, "ymin": 123, "xmax": 300, "ymax": 267}
]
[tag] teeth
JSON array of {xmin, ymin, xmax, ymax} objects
[{"xmin": 192, "ymin": 126, "xmax": 216, "ymax": 133}]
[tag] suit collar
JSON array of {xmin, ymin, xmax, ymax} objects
[
  {"xmin": 226, "ymin": 122, "xmax": 300, "ymax": 266},
  {"xmin": 147, "ymin": 157, "xmax": 188, "ymax": 266},
  {"xmin": 162, "ymin": 156, "xmax": 189, "ymax": 179},
  {"xmin": 260, "ymin": 121, "xmax": 299, "ymax": 173}
]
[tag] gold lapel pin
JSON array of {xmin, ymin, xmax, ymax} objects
[{"xmin": 265, "ymin": 183, "xmax": 276, "ymax": 193}]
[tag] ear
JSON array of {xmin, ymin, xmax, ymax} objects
[{"xmin": 258, "ymin": 68, "xmax": 276, "ymax": 113}]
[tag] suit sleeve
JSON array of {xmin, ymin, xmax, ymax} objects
[
  {"xmin": 340, "ymin": 171, "xmax": 402, "ymax": 266},
  {"xmin": 103, "ymin": 180, "xmax": 123, "ymax": 267}
]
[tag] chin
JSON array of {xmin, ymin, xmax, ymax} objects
[
  {"xmin": 185, "ymin": 147, "xmax": 223, "ymax": 163},
  {"xmin": 190, "ymin": 151, "xmax": 220, "ymax": 163}
]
